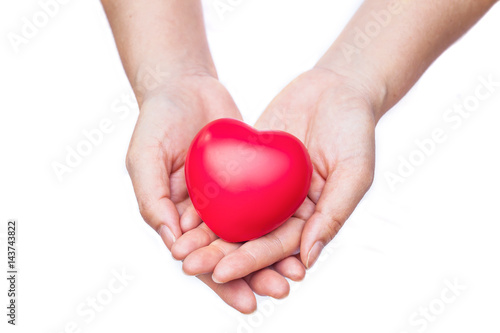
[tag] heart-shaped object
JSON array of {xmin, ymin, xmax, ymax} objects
[{"xmin": 185, "ymin": 118, "xmax": 312, "ymax": 242}]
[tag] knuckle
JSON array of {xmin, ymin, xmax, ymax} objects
[
  {"xmin": 347, "ymin": 160, "xmax": 374, "ymax": 192},
  {"xmin": 125, "ymin": 148, "xmax": 139, "ymax": 174},
  {"xmin": 323, "ymin": 214, "xmax": 343, "ymax": 243},
  {"xmin": 199, "ymin": 224, "xmax": 216, "ymax": 244},
  {"xmin": 137, "ymin": 197, "xmax": 155, "ymax": 223},
  {"xmin": 359, "ymin": 165, "xmax": 374, "ymax": 190},
  {"xmin": 264, "ymin": 233, "xmax": 286, "ymax": 260},
  {"xmin": 211, "ymin": 241, "xmax": 228, "ymax": 257},
  {"xmin": 240, "ymin": 248, "xmax": 258, "ymax": 268}
]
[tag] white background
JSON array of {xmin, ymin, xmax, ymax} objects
[{"xmin": 1, "ymin": 0, "xmax": 500, "ymax": 332}]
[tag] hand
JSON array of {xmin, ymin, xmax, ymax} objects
[
  {"xmin": 126, "ymin": 72, "xmax": 305, "ymax": 313},
  {"xmin": 256, "ymin": 67, "xmax": 377, "ymax": 269},
  {"xmin": 173, "ymin": 67, "xmax": 378, "ymax": 284}
]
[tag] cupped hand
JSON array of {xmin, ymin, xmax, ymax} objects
[
  {"xmin": 173, "ymin": 67, "xmax": 379, "ymax": 284},
  {"xmin": 126, "ymin": 73, "xmax": 241, "ymax": 244},
  {"xmin": 127, "ymin": 72, "xmax": 305, "ymax": 313}
]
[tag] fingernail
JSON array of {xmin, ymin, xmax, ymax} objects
[
  {"xmin": 306, "ymin": 241, "xmax": 324, "ymax": 269},
  {"xmin": 159, "ymin": 225, "xmax": 176, "ymax": 249},
  {"xmin": 212, "ymin": 274, "xmax": 223, "ymax": 284}
]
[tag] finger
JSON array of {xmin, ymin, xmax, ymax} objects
[
  {"xmin": 126, "ymin": 147, "xmax": 181, "ymax": 250},
  {"xmin": 180, "ymin": 204, "xmax": 202, "ymax": 233},
  {"xmin": 273, "ymin": 255, "xmax": 306, "ymax": 282},
  {"xmin": 300, "ymin": 164, "xmax": 374, "ymax": 269},
  {"xmin": 197, "ymin": 274, "xmax": 256, "ymax": 314},
  {"xmin": 182, "ymin": 239, "xmax": 241, "ymax": 276},
  {"xmin": 212, "ymin": 214, "xmax": 310, "ymax": 283},
  {"xmin": 174, "ymin": 197, "xmax": 191, "ymax": 217},
  {"xmin": 171, "ymin": 223, "xmax": 218, "ymax": 260},
  {"xmin": 245, "ymin": 269, "xmax": 290, "ymax": 299}
]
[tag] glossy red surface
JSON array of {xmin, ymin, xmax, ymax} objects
[{"xmin": 185, "ymin": 118, "xmax": 312, "ymax": 242}]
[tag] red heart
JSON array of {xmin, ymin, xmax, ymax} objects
[{"xmin": 185, "ymin": 118, "xmax": 312, "ymax": 242}]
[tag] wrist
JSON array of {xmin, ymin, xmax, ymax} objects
[
  {"xmin": 132, "ymin": 61, "xmax": 217, "ymax": 107},
  {"xmin": 314, "ymin": 49, "xmax": 388, "ymax": 122}
]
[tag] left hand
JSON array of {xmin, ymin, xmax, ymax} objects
[{"xmin": 172, "ymin": 67, "xmax": 379, "ymax": 283}]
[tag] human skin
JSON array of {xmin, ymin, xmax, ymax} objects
[
  {"xmin": 175, "ymin": 0, "xmax": 498, "ymax": 286},
  {"xmin": 100, "ymin": 0, "xmax": 306, "ymax": 313}
]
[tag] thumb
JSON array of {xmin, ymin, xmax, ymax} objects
[
  {"xmin": 300, "ymin": 165, "xmax": 374, "ymax": 268},
  {"xmin": 126, "ymin": 147, "xmax": 182, "ymax": 250}
]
